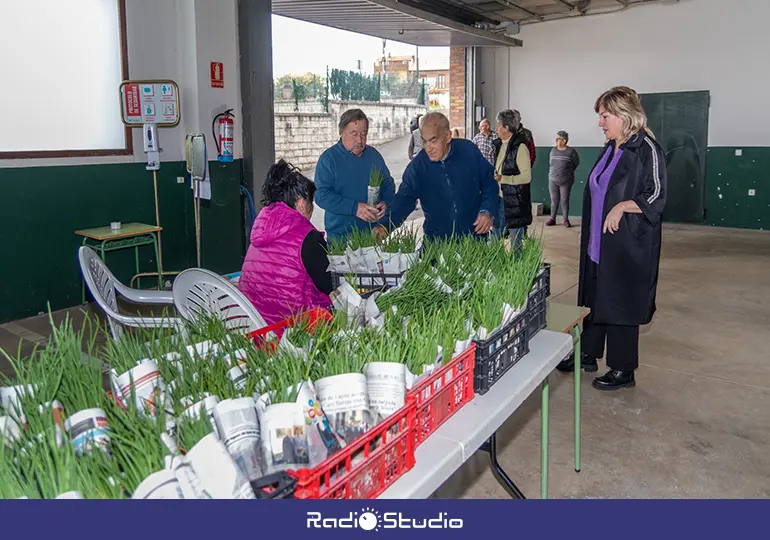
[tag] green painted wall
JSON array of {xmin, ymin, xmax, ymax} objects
[
  {"xmin": 530, "ymin": 146, "xmax": 770, "ymax": 231},
  {"xmin": 0, "ymin": 160, "xmax": 245, "ymax": 323}
]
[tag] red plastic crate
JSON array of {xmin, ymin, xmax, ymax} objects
[
  {"xmin": 290, "ymin": 395, "xmax": 417, "ymax": 499},
  {"xmin": 406, "ymin": 343, "xmax": 476, "ymax": 448},
  {"xmin": 246, "ymin": 308, "xmax": 332, "ymax": 351}
]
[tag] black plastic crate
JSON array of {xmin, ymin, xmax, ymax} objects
[
  {"xmin": 526, "ymin": 286, "xmax": 548, "ymax": 341},
  {"xmin": 472, "ymin": 309, "xmax": 530, "ymax": 395},
  {"xmin": 331, "ymin": 271, "xmax": 406, "ymax": 294},
  {"xmin": 251, "ymin": 471, "xmax": 296, "ymax": 499},
  {"xmin": 533, "ymin": 262, "xmax": 551, "ymax": 297}
]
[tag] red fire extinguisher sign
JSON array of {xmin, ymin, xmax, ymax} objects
[{"xmin": 210, "ymin": 62, "xmax": 224, "ymax": 88}]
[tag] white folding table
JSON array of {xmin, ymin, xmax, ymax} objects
[{"xmin": 380, "ymin": 330, "xmax": 573, "ymax": 499}]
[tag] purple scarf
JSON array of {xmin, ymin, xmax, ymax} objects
[{"xmin": 588, "ymin": 146, "xmax": 624, "ymax": 264}]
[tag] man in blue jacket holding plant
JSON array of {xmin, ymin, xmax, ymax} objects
[
  {"xmin": 314, "ymin": 109, "xmax": 396, "ymax": 241},
  {"xmin": 375, "ymin": 112, "xmax": 498, "ymax": 240}
]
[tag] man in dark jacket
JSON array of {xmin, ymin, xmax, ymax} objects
[
  {"xmin": 377, "ymin": 112, "xmax": 497, "ymax": 240},
  {"xmin": 492, "ymin": 109, "xmax": 533, "ymax": 248}
]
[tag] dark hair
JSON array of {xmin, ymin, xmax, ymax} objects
[
  {"xmin": 261, "ymin": 159, "xmax": 316, "ymax": 209},
  {"xmin": 338, "ymin": 108, "xmax": 369, "ymax": 135}
]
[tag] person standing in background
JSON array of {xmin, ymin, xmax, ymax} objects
[
  {"xmin": 407, "ymin": 114, "xmax": 423, "ymax": 160},
  {"xmin": 547, "ymin": 130, "xmax": 580, "ymax": 227},
  {"xmin": 314, "ymin": 109, "xmax": 396, "ymax": 241},
  {"xmin": 492, "ymin": 109, "xmax": 532, "ymax": 249},
  {"xmin": 472, "ymin": 118, "xmax": 498, "ymax": 165},
  {"xmin": 515, "ymin": 110, "xmax": 537, "ymax": 167}
]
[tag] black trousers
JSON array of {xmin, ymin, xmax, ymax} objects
[{"xmin": 581, "ymin": 260, "xmax": 640, "ymax": 372}]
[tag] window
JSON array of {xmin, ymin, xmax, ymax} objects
[
  {"xmin": 438, "ymin": 74, "xmax": 446, "ymax": 88},
  {"xmin": 0, "ymin": 0, "xmax": 131, "ymax": 158}
]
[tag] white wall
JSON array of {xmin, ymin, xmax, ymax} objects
[
  {"xmin": 478, "ymin": 0, "xmax": 770, "ymax": 147},
  {"xmin": 1, "ymin": 0, "xmax": 243, "ymax": 168}
]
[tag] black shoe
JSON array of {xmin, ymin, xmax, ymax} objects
[
  {"xmin": 556, "ymin": 353, "xmax": 598, "ymax": 373},
  {"xmin": 592, "ymin": 369, "xmax": 636, "ymax": 391}
]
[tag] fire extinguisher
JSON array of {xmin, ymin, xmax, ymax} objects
[{"xmin": 213, "ymin": 109, "xmax": 235, "ymax": 163}]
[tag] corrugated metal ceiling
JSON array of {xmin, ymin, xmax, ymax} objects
[
  {"xmin": 272, "ymin": 0, "xmax": 524, "ymax": 47},
  {"xmin": 272, "ymin": 0, "xmax": 671, "ymax": 47}
]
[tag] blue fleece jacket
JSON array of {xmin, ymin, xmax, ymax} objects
[
  {"xmin": 382, "ymin": 139, "xmax": 498, "ymax": 239},
  {"xmin": 314, "ymin": 141, "xmax": 396, "ymax": 241}
]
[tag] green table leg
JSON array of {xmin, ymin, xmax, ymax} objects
[
  {"xmin": 81, "ymin": 238, "xmax": 88, "ymax": 304},
  {"xmin": 152, "ymin": 233, "xmax": 162, "ymax": 290},
  {"xmin": 541, "ymin": 375, "xmax": 549, "ymax": 499},
  {"xmin": 134, "ymin": 244, "xmax": 141, "ymax": 290},
  {"xmin": 573, "ymin": 325, "xmax": 582, "ymax": 473}
]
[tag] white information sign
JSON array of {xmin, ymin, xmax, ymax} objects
[{"xmin": 120, "ymin": 80, "xmax": 181, "ymax": 127}]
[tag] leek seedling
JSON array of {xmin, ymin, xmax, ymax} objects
[
  {"xmin": 177, "ymin": 408, "xmax": 213, "ymax": 452},
  {"xmin": 369, "ymin": 165, "xmax": 385, "ymax": 188},
  {"xmin": 77, "ymin": 451, "xmax": 126, "ymax": 499},
  {"xmin": 261, "ymin": 348, "xmax": 313, "ymax": 404},
  {"xmin": 105, "ymin": 400, "xmax": 170, "ymax": 495},
  {"xmin": 326, "ymin": 236, "xmax": 348, "ymax": 257}
]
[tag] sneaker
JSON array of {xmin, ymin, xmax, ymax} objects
[
  {"xmin": 564, "ymin": 219, "xmax": 572, "ymax": 228},
  {"xmin": 545, "ymin": 218, "xmax": 556, "ymax": 227}
]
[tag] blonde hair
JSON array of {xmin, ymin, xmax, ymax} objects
[{"xmin": 594, "ymin": 86, "xmax": 654, "ymax": 144}]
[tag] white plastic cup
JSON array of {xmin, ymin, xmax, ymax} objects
[
  {"xmin": 110, "ymin": 222, "xmax": 121, "ymax": 231},
  {"xmin": 64, "ymin": 408, "xmax": 110, "ymax": 456}
]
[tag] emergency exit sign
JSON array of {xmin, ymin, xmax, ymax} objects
[{"xmin": 119, "ymin": 80, "xmax": 181, "ymax": 127}]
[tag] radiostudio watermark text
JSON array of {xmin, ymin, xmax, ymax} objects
[{"xmin": 307, "ymin": 507, "xmax": 464, "ymax": 531}]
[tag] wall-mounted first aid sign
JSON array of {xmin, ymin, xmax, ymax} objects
[{"xmin": 119, "ymin": 80, "xmax": 181, "ymax": 127}]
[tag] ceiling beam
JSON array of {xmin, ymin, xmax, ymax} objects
[
  {"xmin": 554, "ymin": 0, "xmax": 575, "ymax": 8},
  {"xmin": 494, "ymin": 0, "xmax": 542, "ymax": 20}
]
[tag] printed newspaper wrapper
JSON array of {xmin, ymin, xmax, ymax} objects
[
  {"xmin": 365, "ymin": 362, "xmax": 406, "ymax": 423},
  {"xmin": 227, "ymin": 365, "xmax": 249, "ymax": 391},
  {"xmin": 0, "ymin": 415, "xmax": 21, "ymax": 445},
  {"xmin": 213, "ymin": 397, "xmax": 263, "ymax": 482},
  {"xmin": 114, "ymin": 360, "xmax": 172, "ymax": 417},
  {"xmin": 55, "ymin": 491, "xmax": 83, "ymax": 499},
  {"xmin": 315, "ymin": 373, "xmax": 372, "ymax": 445},
  {"xmin": 181, "ymin": 395, "xmax": 220, "ymax": 439},
  {"xmin": 39, "ymin": 400, "xmax": 66, "ymax": 448},
  {"xmin": 132, "ymin": 468, "xmax": 184, "ymax": 499},
  {"xmin": 367, "ymin": 185, "xmax": 380, "ymax": 207},
  {"xmin": 173, "ymin": 433, "xmax": 256, "ymax": 499},
  {"xmin": 259, "ymin": 402, "xmax": 310, "ymax": 474},
  {"xmin": 0, "ymin": 384, "xmax": 35, "ymax": 423},
  {"xmin": 327, "ymin": 254, "xmax": 350, "ymax": 274},
  {"xmin": 64, "ymin": 408, "xmax": 110, "ymax": 456}
]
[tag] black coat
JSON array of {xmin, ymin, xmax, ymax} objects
[
  {"xmin": 493, "ymin": 133, "xmax": 533, "ymax": 229},
  {"xmin": 578, "ymin": 130, "xmax": 667, "ymax": 326}
]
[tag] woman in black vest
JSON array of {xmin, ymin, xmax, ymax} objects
[
  {"xmin": 557, "ymin": 86, "xmax": 667, "ymax": 391},
  {"xmin": 492, "ymin": 109, "xmax": 532, "ymax": 250}
]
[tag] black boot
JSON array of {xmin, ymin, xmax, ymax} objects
[
  {"xmin": 556, "ymin": 353, "xmax": 598, "ymax": 373},
  {"xmin": 592, "ymin": 369, "xmax": 635, "ymax": 390}
]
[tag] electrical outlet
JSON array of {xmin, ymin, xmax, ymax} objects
[
  {"xmin": 748, "ymin": 189, "xmax": 756, "ymax": 196},
  {"xmin": 735, "ymin": 149, "xmax": 743, "ymax": 157},
  {"xmin": 177, "ymin": 176, "xmax": 185, "ymax": 184}
]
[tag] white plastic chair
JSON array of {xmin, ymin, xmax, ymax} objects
[
  {"xmin": 78, "ymin": 246, "xmax": 183, "ymax": 341},
  {"xmin": 172, "ymin": 268, "xmax": 267, "ymax": 335}
]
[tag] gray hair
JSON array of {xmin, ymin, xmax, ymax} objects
[
  {"xmin": 497, "ymin": 109, "xmax": 521, "ymax": 134},
  {"xmin": 420, "ymin": 111, "xmax": 450, "ymax": 133},
  {"xmin": 338, "ymin": 109, "xmax": 369, "ymax": 135}
]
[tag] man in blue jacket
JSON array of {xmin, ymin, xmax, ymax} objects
[
  {"xmin": 376, "ymin": 112, "xmax": 497, "ymax": 240},
  {"xmin": 314, "ymin": 109, "xmax": 396, "ymax": 241}
]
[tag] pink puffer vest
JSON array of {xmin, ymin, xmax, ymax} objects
[{"xmin": 239, "ymin": 202, "xmax": 331, "ymax": 325}]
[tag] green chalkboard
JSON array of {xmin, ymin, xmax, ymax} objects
[{"xmin": 640, "ymin": 91, "xmax": 709, "ymax": 223}]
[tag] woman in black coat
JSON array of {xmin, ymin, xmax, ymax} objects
[{"xmin": 556, "ymin": 86, "xmax": 667, "ymax": 390}]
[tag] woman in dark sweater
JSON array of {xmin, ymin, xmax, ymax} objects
[{"xmin": 557, "ymin": 86, "xmax": 667, "ymax": 391}]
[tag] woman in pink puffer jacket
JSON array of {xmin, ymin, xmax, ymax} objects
[{"xmin": 239, "ymin": 160, "xmax": 332, "ymax": 325}]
